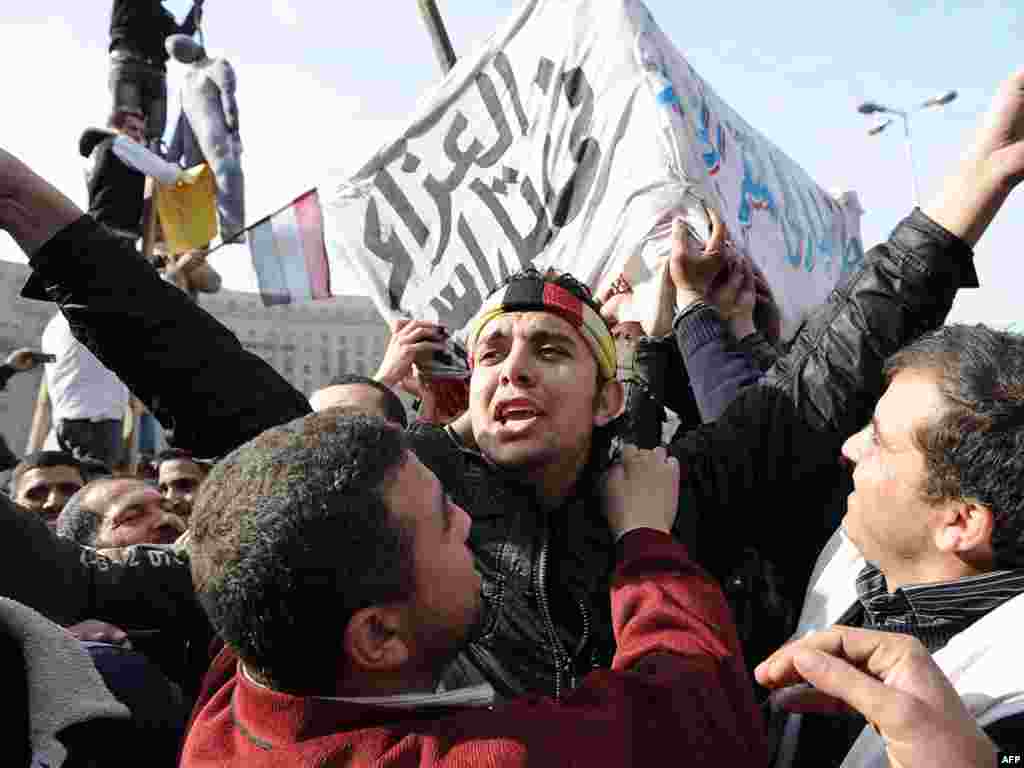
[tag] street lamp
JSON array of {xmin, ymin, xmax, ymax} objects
[{"xmin": 856, "ymin": 90, "xmax": 958, "ymax": 206}]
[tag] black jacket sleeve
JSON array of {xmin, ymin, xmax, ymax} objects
[
  {"xmin": 622, "ymin": 307, "xmax": 781, "ymax": 449},
  {"xmin": 24, "ymin": 215, "xmax": 311, "ymax": 459},
  {"xmin": 0, "ymin": 494, "xmax": 200, "ymax": 631},
  {"xmin": 670, "ymin": 209, "xmax": 976, "ymax": 585},
  {"xmin": 736, "ymin": 331, "xmax": 781, "ymax": 374},
  {"xmin": 763, "ymin": 208, "xmax": 977, "ymax": 436}
]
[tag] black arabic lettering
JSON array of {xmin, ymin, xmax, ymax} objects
[
  {"xmin": 374, "ymin": 168, "xmax": 429, "ymax": 247},
  {"xmin": 542, "ymin": 67, "xmax": 602, "ymax": 228},
  {"xmin": 364, "ymin": 195, "xmax": 416, "ymax": 310},
  {"xmin": 470, "ymin": 174, "xmax": 552, "ymax": 270},
  {"xmin": 493, "ymin": 51, "xmax": 530, "ymax": 135},
  {"xmin": 475, "ymin": 51, "xmax": 531, "ymax": 167},
  {"xmin": 475, "ymin": 72, "xmax": 515, "ymax": 169},
  {"xmin": 424, "ymin": 112, "xmax": 484, "ymax": 268},
  {"xmin": 458, "ymin": 213, "xmax": 514, "ymax": 293},
  {"xmin": 429, "ymin": 215, "xmax": 517, "ymax": 328},
  {"xmin": 428, "ymin": 263, "xmax": 486, "ymax": 330}
]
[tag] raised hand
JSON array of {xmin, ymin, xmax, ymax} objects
[
  {"xmin": 668, "ymin": 205, "xmax": 729, "ymax": 305},
  {"xmin": 925, "ymin": 68, "xmax": 1024, "ymax": 247},
  {"xmin": 755, "ymin": 627, "xmax": 997, "ymax": 768},
  {"xmin": 374, "ymin": 318, "xmax": 449, "ymax": 389},
  {"xmin": 972, "ymin": 68, "xmax": 1024, "ymax": 186},
  {"xmin": 707, "ymin": 258, "xmax": 757, "ymax": 340},
  {"xmin": 602, "ymin": 444, "xmax": 680, "ymax": 540},
  {"xmin": 0, "ymin": 147, "xmax": 82, "ymax": 254}
]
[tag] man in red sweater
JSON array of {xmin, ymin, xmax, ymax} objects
[{"xmin": 180, "ymin": 411, "xmax": 767, "ymax": 767}]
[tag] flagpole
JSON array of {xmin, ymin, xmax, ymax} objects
[
  {"xmin": 202, "ymin": 187, "xmax": 317, "ymax": 258},
  {"xmin": 417, "ymin": 0, "xmax": 457, "ymax": 74}
]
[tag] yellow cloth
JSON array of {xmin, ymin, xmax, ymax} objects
[{"xmin": 154, "ymin": 164, "xmax": 217, "ymax": 255}]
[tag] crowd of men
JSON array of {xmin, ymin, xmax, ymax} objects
[{"xmin": 0, "ymin": 3, "xmax": 1022, "ymax": 766}]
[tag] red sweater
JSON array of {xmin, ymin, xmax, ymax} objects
[{"xmin": 181, "ymin": 529, "xmax": 768, "ymax": 767}]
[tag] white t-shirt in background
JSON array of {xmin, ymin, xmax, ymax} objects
[{"xmin": 41, "ymin": 313, "xmax": 130, "ymax": 423}]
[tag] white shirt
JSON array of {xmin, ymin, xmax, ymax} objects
[{"xmin": 41, "ymin": 313, "xmax": 130, "ymax": 422}]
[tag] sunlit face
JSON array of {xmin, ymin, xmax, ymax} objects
[
  {"xmin": 157, "ymin": 459, "xmax": 206, "ymax": 518},
  {"xmin": 15, "ymin": 466, "xmax": 85, "ymax": 529},
  {"xmin": 120, "ymin": 115, "xmax": 146, "ymax": 143},
  {"xmin": 469, "ymin": 311, "xmax": 615, "ymax": 477},
  {"xmin": 94, "ymin": 480, "xmax": 186, "ymax": 548},
  {"xmin": 841, "ymin": 370, "xmax": 949, "ymax": 573},
  {"xmin": 383, "ymin": 453, "xmax": 481, "ymax": 663}
]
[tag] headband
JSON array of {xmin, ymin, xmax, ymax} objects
[{"xmin": 466, "ymin": 279, "xmax": 617, "ymax": 380}]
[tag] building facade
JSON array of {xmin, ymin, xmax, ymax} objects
[{"xmin": 0, "ymin": 259, "xmax": 391, "ymax": 461}]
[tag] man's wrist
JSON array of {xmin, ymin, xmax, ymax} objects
[
  {"xmin": 374, "ymin": 371, "xmax": 402, "ymax": 389},
  {"xmin": 613, "ymin": 524, "xmax": 672, "ymax": 543},
  {"xmin": 674, "ymin": 288, "xmax": 703, "ymax": 308},
  {"xmin": 730, "ymin": 316, "xmax": 757, "ymax": 340}
]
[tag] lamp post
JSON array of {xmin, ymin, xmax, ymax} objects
[{"xmin": 857, "ymin": 90, "xmax": 957, "ymax": 206}]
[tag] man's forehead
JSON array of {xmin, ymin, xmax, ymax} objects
[
  {"xmin": 384, "ymin": 451, "xmax": 438, "ymax": 525},
  {"xmin": 94, "ymin": 479, "xmax": 147, "ymax": 505},
  {"xmin": 108, "ymin": 483, "xmax": 161, "ymax": 511},
  {"xmin": 314, "ymin": 383, "xmax": 385, "ymax": 412},
  {"xmin": 478, "ymin": 311, "xmax": 583, "ymax": 344},
  {"xmin": 876, "ymin": 369, "xmax": 945, "ymax": 436},
  {"xmin": 20, "ymin": 465, "xmax": 82, "ymax": 486},
  {"xmin": 160, "ymin": 458, "xmax": 203, "ymax": 478}
]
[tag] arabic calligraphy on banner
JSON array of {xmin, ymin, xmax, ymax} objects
[{"xmin": 321, "ymin": 0, "xmax": 864, "ymax": 339}]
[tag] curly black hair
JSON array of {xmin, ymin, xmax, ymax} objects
[{"xmin": 189, "ymin": 413, "xmax": 414, "ymax": 694}]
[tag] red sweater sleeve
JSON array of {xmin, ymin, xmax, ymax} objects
[
  {"xmin": 608, "ymin": 527, "xmax": 769, "ymax": 762},
  {"xmin": 611, "ymin": 528, "xmax": 740, "ymax": 670}
]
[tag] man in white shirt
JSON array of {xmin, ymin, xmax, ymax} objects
[
  {"xmin": 41, "ymin": 312, "xmax": 130, "ymax": 472},
  {"xmin": 79, "ymin": 109, "xmax": 185, "ymax": 242}
]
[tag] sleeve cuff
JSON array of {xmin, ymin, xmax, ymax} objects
[
  {"xmin": 673, "ymin": 304, "xmax": 727, "ymax": 360},
  {"xmin": 615, "ymin": 527, "xmax": 691, "ymax": 564},
  {"xmin": 903, "ymin": 208, "xmax": 979, "ymax": 288},
  {"xmin": 21, "ymin": 215, "xmax": 98, "ymax": 302}
]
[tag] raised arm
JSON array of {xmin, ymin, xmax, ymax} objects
[
  {"xmin": 0, "ymin": 148, "xmax": 310, "ymax": 458},
  {"xmin": 597, "ymin": 446, "xmax": 768, "ymax": 763},
  {"xmin": 764, "ymin": 69, "xmax": 1024, "ymax": 436},
  {"xmin": 0, "ymin": 493, "xmax": 199, "ymax": 632},
  {"xmin": 669, "ymin": 68, "xmax": 1024, "ymax": 612}
]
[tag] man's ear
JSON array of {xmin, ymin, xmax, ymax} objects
[
  {"xmin": 594, "ymin": 377, "xmax": 626, "ymax": 427},
  {"xmin": 343, "ymin": 606, "xmax": 410, "ymax": 674},
  {"xmin": 934, "ymin": 498, "xmax": 995, "ymax": 559}
]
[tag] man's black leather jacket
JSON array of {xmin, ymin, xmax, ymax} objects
[{"xmin": 18, "ymin": 209, "xmax": 976, "ymax": 698}]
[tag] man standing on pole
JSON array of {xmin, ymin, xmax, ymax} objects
[{"xmin": 108, "ymin": 0, "xmax": 204, "ymax": 148}]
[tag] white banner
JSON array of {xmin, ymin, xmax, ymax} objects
[{"xmin": 321, "ymin": 0, "xmax": 864, "ymax": 340}]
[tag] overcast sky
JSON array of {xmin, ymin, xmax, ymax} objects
[{"xmin": 2, "ymin": 0, "xmax": 1020, "ymax": 326}]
